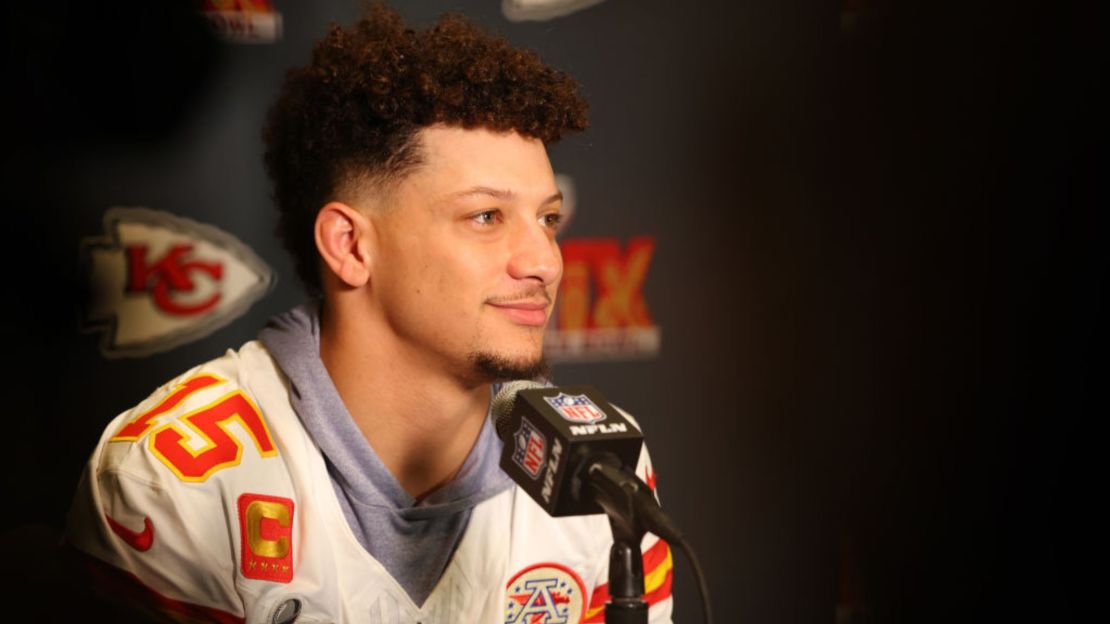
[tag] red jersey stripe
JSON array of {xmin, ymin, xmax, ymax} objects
[
  {"xmin": 585, "ymin": 538, "xmax": 674, "ymax": 620},
  {"xmin": 644, "ymin": 565, "xmax": 674, "ymax": 606},
  {"xmin": 588, "ymin": 582, "xmax": 611, "ymax": 610},
  {"xmin": 642, "ymin": 538, "xmax": 670, "ymax": 573}
]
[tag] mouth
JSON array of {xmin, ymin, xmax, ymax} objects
[{"xmin": 486, "ymin": 296, "xmax": 551, "ymax": 327}]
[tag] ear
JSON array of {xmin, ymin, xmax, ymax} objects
[{"xmin": 315, "ymin": 202, "xmax": 373, "ymax": 288}]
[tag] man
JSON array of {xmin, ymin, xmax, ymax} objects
[{"xmin": 67, "ymin": 6, "xmax": 673, "ymax": 623}]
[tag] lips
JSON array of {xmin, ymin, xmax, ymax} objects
[{"xmin": 488, "ymin": 300, "xmax": 550, "ymax": 326}]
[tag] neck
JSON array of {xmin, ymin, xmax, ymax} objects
[{"xmin": 319, "ymin": 297, "xmax": 491, "ymax": 501}]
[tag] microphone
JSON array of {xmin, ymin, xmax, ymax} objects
[{"xmin": 491, "ymin": 381, "xmax": 682, "ymax": 542}]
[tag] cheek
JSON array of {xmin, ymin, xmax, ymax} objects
[
  {"xmin": 384, "ymin": 227, "xmax": 505, "ymax": 312},
  {"xmin": 408, "ymin": 251, "xmax": 482, "ymax": 322},
  {"xmin": 440, "ymin": 247, "xmax": 498, "ymax": 293}
]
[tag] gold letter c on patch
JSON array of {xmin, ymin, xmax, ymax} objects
[{"xmin": 246, "ymin": 500, "xmax": 290, "ymax": 558}]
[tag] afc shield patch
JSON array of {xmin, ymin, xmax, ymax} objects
[
  {"xmin": 505, "ymin": 563, "xmax": 586, "ymax": 624},
  {"xmin": 238, "ymin": 493, "xmax": 294, "ymax": 583}
]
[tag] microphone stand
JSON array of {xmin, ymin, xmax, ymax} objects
[{"xmin": 584, "ymin": 459, "xmax": 651, "ymax": 624}]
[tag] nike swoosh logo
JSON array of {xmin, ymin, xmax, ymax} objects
[{"xmin": 105, "ymin": 514, "xmax": 154, "ymax": 552}]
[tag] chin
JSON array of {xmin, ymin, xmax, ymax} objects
[{"xmin": 468, "ymin": 350, "xmax": 551, "ymax": 383}]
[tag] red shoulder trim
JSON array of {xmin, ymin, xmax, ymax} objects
[
  {"xmin": 643, "ymin": 538, "xmax": 670, "ymax": 572},
  {"xmin": 585, "ymin": 538, "xmax": 674, "ymax": 622}
]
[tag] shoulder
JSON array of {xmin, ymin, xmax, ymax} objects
[
  {"xmin": 93, "ymin": 340, "xmax": 294, "ymax": 487},
  {"xmin": 66, "ymin": 341, "xmax": 303, "ymax": 598}
]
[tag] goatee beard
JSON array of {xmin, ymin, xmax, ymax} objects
[{"xmin": 468, "ymin": 352, "xmax": 551, "ymax": 383}]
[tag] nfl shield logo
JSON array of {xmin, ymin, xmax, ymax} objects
[
  {"xmin": 543, "ymin": 393, "xmax": 607, "ymax": 425},
  {"xmin": 512, "ymin": 419, "xmax": 547, "ymax": 479}
]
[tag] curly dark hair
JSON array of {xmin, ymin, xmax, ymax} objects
[{"xmin": 262, "ymin": 4, "xmax": 589, "ymax": 295}]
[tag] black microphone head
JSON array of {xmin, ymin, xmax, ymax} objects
[
  {"xmin": 493, "ymin": 383, "xmax": 644, "ymax": 517},
  {"xmin": 491, "ymin": 380, "xmax": 544, "ymax": 440}
]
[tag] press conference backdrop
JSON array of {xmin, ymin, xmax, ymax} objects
[{"xmin": 3, "ymin": 1, "xmax": 1103, "ymax": 622}]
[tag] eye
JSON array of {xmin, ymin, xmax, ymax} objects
[
  {"xmin": 541, "ymin": 212, "xmax": 563, "ymax": 230},
  {"xmin": 470, "ymin": 210, "xmax": 500, "ymax": 226}
]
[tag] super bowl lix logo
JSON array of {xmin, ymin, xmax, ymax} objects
[
  {"xmin": 542, "ymin": 175, "xmax": 661, "ymax": 363},
  {"xmin": 504, "ymin": 563, "xmax": 586, "ymax": 624},
  {"xmin": 512, "ymin": 418, "xmax": 547, "ymax": 480},
  {"xmin": 544, "ymin": 393, "xmax": 607, "ymax": 425},
  {"xmin": 81, "ymin": 207, "xmax": 274, "ymax": 358},
  {"xmin": 545, "ymin": 236, "xmax": 661, "ymax": 363}
]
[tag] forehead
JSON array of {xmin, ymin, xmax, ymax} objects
[{"xmin": 405, "ymin": 125, "xmax": 557, "ymax": 199}]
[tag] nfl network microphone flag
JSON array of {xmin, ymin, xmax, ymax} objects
[{"xmin": 495, "ymin": 385, "xmax": 643, "ymax": 517}]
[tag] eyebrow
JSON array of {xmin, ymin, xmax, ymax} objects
[{"xmin": 449, "ymin": 186, "xmax": 563, "ymax": 205}]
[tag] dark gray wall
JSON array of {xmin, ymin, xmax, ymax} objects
[{"xmin": 3, "ymin": 1, "xmax": 1105, "ymax": 622}]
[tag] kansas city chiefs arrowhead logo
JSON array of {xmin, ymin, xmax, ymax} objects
[{"xmin": 81, "ymin": 207, "xmax": 275, "ymax": 358}]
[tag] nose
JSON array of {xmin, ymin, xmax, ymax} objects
[{"xmin": 506, "ymin": 218, "xmax": 562, "ymax": 287}]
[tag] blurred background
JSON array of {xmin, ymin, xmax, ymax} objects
[{"xmin": 1, "ymin": 0, "xmax": 1104, "ymax": 621}]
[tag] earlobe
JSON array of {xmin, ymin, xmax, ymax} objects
[{"xmin": 315, "ymin": 202, "xmax": 373, "ymax": 288}]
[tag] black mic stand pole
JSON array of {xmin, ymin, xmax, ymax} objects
[{"xmin": 585, "ymin": 459, "xmax": 650, "ymax": 624}]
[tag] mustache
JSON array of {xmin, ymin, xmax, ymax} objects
[{"xmin": 485, "ymin": 289, "xmax": 552, "ymax": 305}]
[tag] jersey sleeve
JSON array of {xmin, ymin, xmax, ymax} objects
[
  {"xmin": 583, "ymin": 407, "xmax": 675, "ymax": 623},
  {"xmin": 67, "ymin": 464, "xmax": 246, "ymax": 622},
  {"xmin": 65, "ymin": 371, "xmax": 250, "ymax": 623}
]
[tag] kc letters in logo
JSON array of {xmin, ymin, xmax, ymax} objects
[
  {"xmin": 512, "ymin": 419, "xmax": 547, "ymax": 480},
  {"xmin": 127, "ymin": 243, "xmax": 223, "ymax": 316},
  {"xmin": 504, "ymin": 563, "xmax": 586, "ymax": 624},
  {"xmin": 81, "ymin": 207, "xmax": 274, "ymax": 358},
  {"xmin": 544, "ymin": 393, "xmax": 607, "ymax": 425}
]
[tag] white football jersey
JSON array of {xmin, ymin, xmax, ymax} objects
[{"xmin": 67, "ymin": 340, "xmax": 674, "ymax": 623}]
